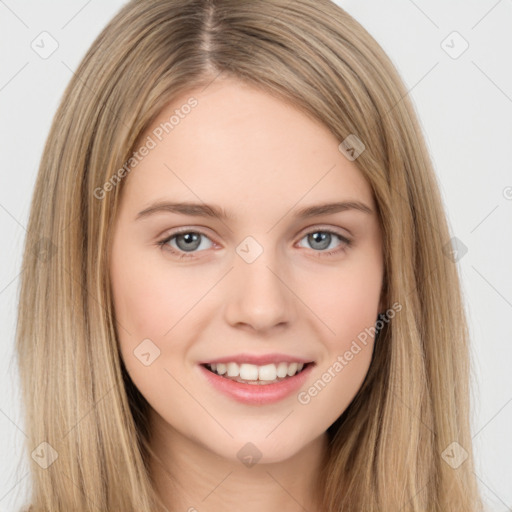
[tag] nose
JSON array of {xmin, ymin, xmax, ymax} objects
[{"xmin": 223, "ymin": 248, "xmax": 295, "ymax": 333}]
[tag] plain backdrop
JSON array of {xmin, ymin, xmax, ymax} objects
[{"xmin": 1, "ymin": 1, "xmax": 511, "ymax": 510}]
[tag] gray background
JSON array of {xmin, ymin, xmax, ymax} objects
[{"xmin": 1, "ymin": 1, "xmax": 511, "ymax": 510}]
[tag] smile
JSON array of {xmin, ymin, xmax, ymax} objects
[
  {"xmin": 199, "ymin": 361, "xmax": 315, "ymax": 405},
  {"xmin": 203, "ymin": 361, "xmax": 308, "ymax": 384}
]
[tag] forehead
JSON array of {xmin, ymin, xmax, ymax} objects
[{"xmin": 122, "ymin": 78, "xmax": 374, "ymax": 218}]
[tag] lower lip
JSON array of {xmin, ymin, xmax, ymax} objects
[{"xmin": 198, "ymin": 363, "xmax": 314, "ymax": 405}]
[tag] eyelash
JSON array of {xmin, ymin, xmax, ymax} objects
[{"xmin": 156, "ymin": 227, "xmax": 352, "ymax": 260}]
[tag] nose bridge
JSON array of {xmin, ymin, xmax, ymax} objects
[{"xmin": 224, "ymin": 234, "xmax": 293, "ymax": 330}]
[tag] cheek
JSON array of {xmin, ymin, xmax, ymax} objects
[
  {"xmin": 109, "ymin": 248, "xmax": 199, "ymax": 412},
  {"xmin": 110, "ymin": 245, "xmax": 221, "ymax": 397},
  {"xmin": 305, "ymin": 251, "xmax": 382, "ymax": 346},
  {"xmin": 109, "ymin": 247, "xmax": 182, "ymax": 380},
  {"xmin": 296, "ymin": 262, "xmax": 381, "ymax": 425},
  {"xmin": 110, "ymin": 247, "xmax": 203, "ymax": 338},
  {"xmin": 296, "ymin": 250, "xmax": 382, "ymax": 415}
]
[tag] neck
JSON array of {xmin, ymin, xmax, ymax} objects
[{"xmin": 148, "ymin": 410, "xmax": 329, "ymax": 512}]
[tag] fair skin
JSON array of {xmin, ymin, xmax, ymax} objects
[{"xmin": 109, "ymin": 77, "xmax": 384, "ymax": 512}]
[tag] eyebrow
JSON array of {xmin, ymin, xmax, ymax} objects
[{"xmin": 135, "ymin": 200, "xmax": 373, "ymax": 221}]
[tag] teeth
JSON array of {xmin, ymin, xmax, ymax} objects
[
  {"xmin": 258, "ymin": 364, "xmax": 276, "ymax": 381},
  {"xmin": 276, "ymin": 362, "xmax": 288, "ymax": 378},
  {"xmin": 227, "ymin": 362, "xmax": 240, "ymax": 377},
  {"xmin": 287, "ymin": 362, "xmax": 298, "ymax": 376},
  {"xmin": 206, "ymin": 361, "xmax": 306, "ymax": 381}
]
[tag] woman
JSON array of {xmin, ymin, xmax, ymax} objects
[{"xmin": 16, "ymin": 0, "xmax": 483, "ymax": 510}]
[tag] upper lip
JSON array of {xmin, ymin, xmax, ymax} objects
[{"xmin": 199, "ymin": 353, "xmax": 314, "ymax": 366}]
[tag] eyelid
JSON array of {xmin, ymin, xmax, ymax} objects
[
  {"xmin": 158, "ymin": 225, "xmax": 217, "ymax": 243},
  {"xmin": 296, "ymin": 223, "xmax": 351, "ymax": 240}
]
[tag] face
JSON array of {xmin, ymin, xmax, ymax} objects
[{"xmin": 109, "ymin": 77, "xmax": 384, "ymax": 465}]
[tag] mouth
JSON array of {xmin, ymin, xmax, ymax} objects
[
  {"xmin": 201, "ymin": 361, "xmax": 314, "ymax": 385},
  {"xmin": 199, "ymin": 360, "xmax": 316, "ymax": 405}
]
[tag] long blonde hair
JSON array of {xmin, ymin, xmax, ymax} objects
[{"xmin": 16, "ymin": 0, "xmax": 483, "ymax": 510}]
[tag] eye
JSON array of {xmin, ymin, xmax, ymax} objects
[
  {"xmin": 157, "ymin": 229, "xmax": 214, "ymax": 259},
  {"xmin": 296, "ymin": 229, "xmax": 351, "ymax": 257},
  {"xmin": 157, "ymin": 227, "xmax": 352, "ymax": 260}
]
